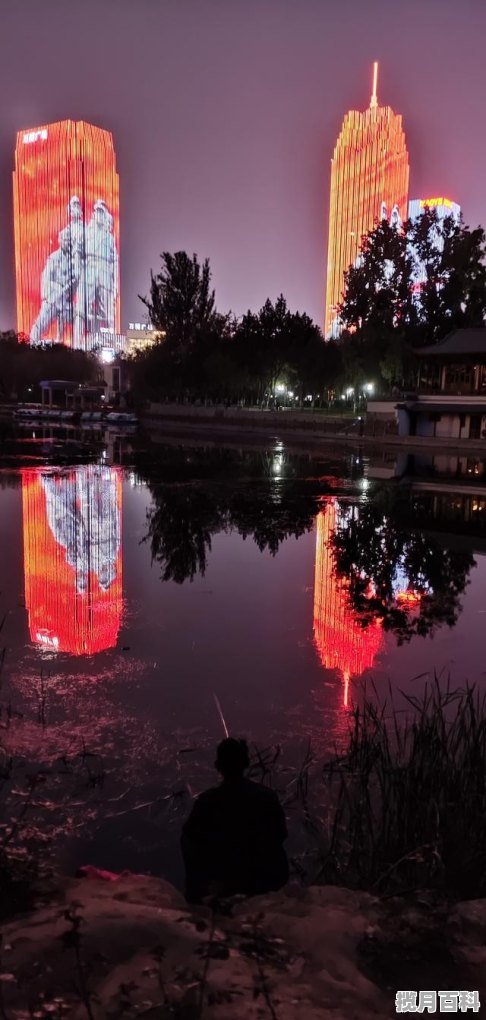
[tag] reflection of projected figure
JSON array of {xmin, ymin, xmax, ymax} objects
[
  {"xmin": 30, "ymin": 231, "xmax": 76, "ymax": 343},
  {"xmin": 380, "ymin": 201, "xmax": 388, "ymax": 221},
  {"xmin": 42, "ymin": 468, "xmax": 120, "ymax": 595},
  {"xmin": 75, "ymin": 200, "xmax": 118, "ymax": 341},
  {"xmin": 21, "ymin": 466, "xmax": 122, "ymax": 656},
  {"xmin": 313, "ymin": 501, "xmax": 382, "ymax": 709}
]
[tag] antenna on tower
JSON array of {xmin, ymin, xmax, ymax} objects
[{"xmin": 370, "ymin": 61, "xmax": 378, "ymax": 109}]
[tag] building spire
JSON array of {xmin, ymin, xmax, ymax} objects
[{"xmin": 370, "ymin": 61, "xmax": 378, "ymax": 109}]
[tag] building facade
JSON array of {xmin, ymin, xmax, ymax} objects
[
  {"xmin": 13, "ymin": 120, "xmax": 120, "ymax": 349},
  {"xmin": 324, "ymin": 63, "xmax": 410, "ymax": 337}
]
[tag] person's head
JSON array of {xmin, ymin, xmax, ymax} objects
[
  {"xmin": 215, "ymin": 738, "xmax": 249, "ymax": 781},
  {"xmin": 93, "ymin": 199, "xmax": 109, "ymax": 226},
  {"xmin": 69, "ymin": 195, "xmax": 82, "ymax": 221},
  {"xmin": 58, "ymin": 229, "xmax": 71, "ymax": 255}
]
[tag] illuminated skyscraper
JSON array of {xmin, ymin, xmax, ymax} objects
[
  {"xmin": 22, "ymin": 466, "xmax": 123, "ymax": 656},
  {"xmin": 324, "ymin": 63, "xmax": 410, "ymax": 337},
  {"xmin": 13, "ymin": 120, "xmax": 120, "ymax": 349},
  {"xmin": 313, "ymin": 501, "xmax": 382, "ymax": 708}
]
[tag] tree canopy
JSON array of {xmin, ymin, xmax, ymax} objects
[
  {"xmin": 338, "ymin": 210, "xmax": 486, "ymax": 391},
  {"xmin": 132, "ymin": 256, "xmax": 343, "ymax": 405}
]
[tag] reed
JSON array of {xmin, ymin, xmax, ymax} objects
[{"xmin": 314, "ymin": 676, "xmax": 486, "ymax": 898}]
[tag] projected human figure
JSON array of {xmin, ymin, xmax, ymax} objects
[
  {"xmin": 390, "ymin": 203, "xmax": 402, "ymax": 230},
  {"xmin": 75, "ymin": 200, "xmax": 118, "ymax": 341},
  {"xmin": 30, "ymin": 230, "xmax": 76, "ymax": 344}
]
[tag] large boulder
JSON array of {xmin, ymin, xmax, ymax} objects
[{"xmin": 0, "ymin": 872, "xmax": 484, "ymax": 1018}]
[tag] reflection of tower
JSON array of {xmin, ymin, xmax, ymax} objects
[
  {"xmin": 313, "ymin": 502, "xmax": 382, "ymax": 707},
  {"xmin": 13, "ymin": 120, "xmax": 120, "ymax": 349},
  {"xmin": 22, "ymin": 466, "xmax": 122, "ymax": 656},
  {"xmin": 324, "ymin": 62, "xmax": 409, "ymax": 337}
]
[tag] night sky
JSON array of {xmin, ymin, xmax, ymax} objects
[{"xmin": 0, "ymin": 0, "xmax": 485, "ymax": 330}]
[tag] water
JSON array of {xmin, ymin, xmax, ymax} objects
[{"xmin": 0, "ymin": 429, "xmax": 485, "ymax": 886}]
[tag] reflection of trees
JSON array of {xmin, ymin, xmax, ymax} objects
[
  {"xmin": 144, "ymin": 481, "xmax": 325, "ymax": 583},
  {"xmin": 330, "ymin": 496, "xmax": 476, "ymax": 643},
  {"xmin": 136, "ymin": 445, "xmax": 346, "ymax": 583}
]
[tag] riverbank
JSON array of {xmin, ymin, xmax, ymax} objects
[
  {"xmin": 1, "ymin": 869, "xmax": 484, "ymax": 1018},
  {"xmin": 142, "ymin": 403, "xmax": 486, "ymax": 454}
]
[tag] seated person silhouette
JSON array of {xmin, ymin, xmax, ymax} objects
[{"xmin": 181, "ymin": 738, "xmax": 288, "ymax": 903}]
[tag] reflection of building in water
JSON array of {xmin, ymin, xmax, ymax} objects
[
  {"xmin": 22, "ymin": 466, "xmax": 122, "ymax": 655},
  {"xmin": 313, "ymin": 501, "xmax": 382, "ymax": 707}
]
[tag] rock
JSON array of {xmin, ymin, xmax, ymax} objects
[{"xmin": 0, "ymin": 874, "xmax": 485, "ymax": 1018}]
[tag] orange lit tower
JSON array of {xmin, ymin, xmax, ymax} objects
[
  {"xmin": 324, "ymin": 63, "xmax": 409, "ymax": 337},
  {"xmin": 13, "ymin": 120, "xmax": 120, "ymax": 348},
  {"xmin": 22, "ymin": 466, "xmax": 122, "ymax": 656},
  {"xmin": 313, "ymin": 501, "xmax": 382, "ymax": 708}
]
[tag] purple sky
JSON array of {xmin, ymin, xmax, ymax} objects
[{"xmin": 0, "ymin": 0, "xmax": 485, "ymax": 330}]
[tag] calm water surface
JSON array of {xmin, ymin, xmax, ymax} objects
[{"xmin": 0, "ymin": 432, "xmax": 485, "ymax": 885}]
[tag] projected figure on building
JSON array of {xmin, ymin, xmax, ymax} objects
[
  {"xmin": 22, "ymin": 466, "xmax": 122, "ymax": 655},
  {"xmin": 75, "ymin": 200, "xmax": 118, "ymax": 341},
  {"xmin": 61, "ymin": 195, "xmax": 85, "ymax": 279},
  {"xmin": 30, "ymin": 230, "xmax": 76, "ymax": 344},
  {"xmin": 389, "ymin": 203, "xmax": 402, "ymax": 230}
]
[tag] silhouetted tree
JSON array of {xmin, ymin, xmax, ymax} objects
[
  {"xmin": 233, "ymin": 295, "xmax": 325, "ymax": 403},
  {"xmin": 140, "ymin": 252, "xmax": 219, "ymax": 359},
  {"xmin": 338, "ymin": 210, "xmax": 486, "ymax": 391}
]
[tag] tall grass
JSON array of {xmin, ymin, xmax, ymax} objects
[{"xmin": 315, "ymin": 677, "xmax": 486, "ymax": 899}]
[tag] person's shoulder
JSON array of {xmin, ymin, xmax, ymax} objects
[
  {"xmin": 244, "ymin": 780, "xmax": 280, "ymax": 803},
  {"xmin": 194, "ymin": 785, "xmax": 221, "ymax": 807}
]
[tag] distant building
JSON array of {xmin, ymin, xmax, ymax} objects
[
  {"xmin": 367, "ymin": 329, "xmax": 486, "ymax": 442},
  {"xmin": 126, "ymin": 322, "xmax": 162, "ymax": 354},
  {"xmin": 13, "ymin": 120, "xmax": 120, "ymax": 350},
  {"xmin": 325, "ymin": 63, "xmax": 409, "ymax": 337},
  {"xmin": 408, "ymin": 197, "xmax": 461, "ymax": 291}
]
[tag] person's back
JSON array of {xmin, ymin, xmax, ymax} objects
[{"xmin": 181, "ymin": 738, "xmax": 288, "ymax": 902}]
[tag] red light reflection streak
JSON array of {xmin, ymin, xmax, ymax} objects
[{"xmin": 313, "ymin": 501, "xmax": 382, "ymax": 708}]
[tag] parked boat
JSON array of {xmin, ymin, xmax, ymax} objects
[{"xmin": 105, "ymin": 411, "xmax": 138, "ymax": 426}]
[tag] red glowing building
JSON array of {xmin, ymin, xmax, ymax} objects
[
  {"xmin": 13, "ymin": 120, "xmax": 120, "ymax": 348},
  {"xmin": 22, "ymin": 466, "xmax": 122, "ymax": 656},
  {"xmin": 313, "ymin": 501, "xmax": 382, "ymax": 707},
  {"xmin": 324, "ymin": 63, "xmax": 410, "ymax": 337}
]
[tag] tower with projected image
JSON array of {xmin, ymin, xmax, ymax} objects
[
  {"xmin": 324, "ymin": 63, "xmax": 410, "ymax": 337},
  {"xmin": 13, "ymin": 120, "xmax": 120, "ymax": 349}
]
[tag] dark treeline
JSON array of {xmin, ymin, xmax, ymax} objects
[
  {"xmin": 135, "ymin": 443, "xmax": 475, "ymax": 640},
  {"xmin": 133, "ymin": 251, "xmax": 343, "ymax": 405},
  {"xmin": 0, "ymin": 332, "xmax": 100, "ymax": 402}
]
